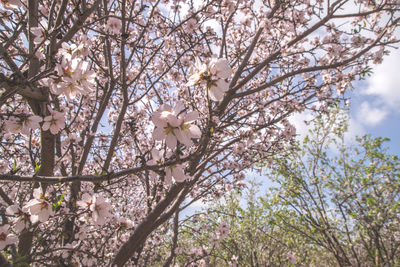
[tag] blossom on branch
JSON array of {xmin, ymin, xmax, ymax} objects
[
  {"xmin": 24, "ymin": 188, "xmax": 54, "ymax": 223},
  {"xmin": 165, "ymin": 163, "xmax": 187, "ymax": 185},
  {"xmin": 0, "ymin": 225, "xmax": 17, "ymax": 250},
  {"xmin": 152, "ymin": 101, "xmax": 201, "ymax": 149},
  {"xmin": 4, "ymin": 114, "xmax": 42, "ymax": 136},
  {"xmin": 49, "ymin": 58, "xmax": 96, "ymax": 100},
  {"xmin": 30, "ymin": 21, "xmax": 48, "ymax": 45},
  {"xmin": 107, "ymin": 17, "xmax": 122, "ymax": 35},
  {"xmin": 187, "ymin": 57, "xmax": 232, "ymax": 101},
  {"xmin": 42, "ymin": 108, "xmax": 65, "ymax": 135},
  {"xmin": 6, "ymin": 205, "xmax": 30, "ymax": 233},
  {"xmin": 77, "ymin": 193, "xmax": 112, "ymax": 225}
]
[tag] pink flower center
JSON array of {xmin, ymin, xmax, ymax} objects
[
  {"xmin": 164, "ymin": 125, "xmax": 175, "ymax": 135},
  {"xmin": 181, "ymin": 123, "xmax": 190, "ymax": 131}
]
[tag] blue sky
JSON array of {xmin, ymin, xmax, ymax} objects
[
  {"xmin": 290, "ymin": 48, "xmax": 400, "ymax": 156},
  {"xmin": 348, "ymin": 48, "xmax": 400, "ymax": 155}
]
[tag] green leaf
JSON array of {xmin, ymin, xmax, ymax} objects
[
  {"xmin": 52, "ymin": 191, "xmax": 66, "ymax": 211},
  {"xmin": 34, "ymin": 163, "xmax": 41, "ymax": 174},
  {"xmin": 366, "ymin": 197, "xmax": 376, "ymax": 206},
  {"xmin": 13, "ymin": 159, "xmax": 17, "ymax": 171}
]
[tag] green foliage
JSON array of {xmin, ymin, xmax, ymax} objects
[
  {"xmin": 52, "ymin": 191, "xmax": 66, "ymax": 211},
  {"xmin": 268, "ymin": 111, "xmax": 400, "ymax": 266}
]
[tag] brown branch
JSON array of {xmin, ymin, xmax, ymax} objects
[
  {"xmin": 0, "ymin": 187, "xmax": 13, "ymax": 206},
  {"xmin": 163, "ymin": 210, "xmax": 180, "ymax": 267},
  {"xmin": 0, "ymin": 165, "xmax": 143, "ymax": 183},
  {"xmin": 111, "ymin": 183, "xmax": 185, "ymax": 266}
]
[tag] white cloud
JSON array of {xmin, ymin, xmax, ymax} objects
[
  {"xmin": 364, "ymin": 49, "xmax": 400, "ymax": 108},
  {"xmin": 289, "ymin": 110, "xmax": 315, "ymax": 141},
  {"xmin": 344, "ymin": 117, "xmax": 365, "ymax": 142},
  {"xmin": 356, "ymin": 101, "xmax": 388, "ymax": 126}
]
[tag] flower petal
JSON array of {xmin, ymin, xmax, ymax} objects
[
  {"xmin": 172, "ymin": 165, "xmax": 186, "ymax": 182},
  {"xmin": 184, "ymin": 111, "xmax": 199, "ymax": 123},
  {"xmin": 153, "ymin": 127, "xmax": 166, "ymax": 141},
  {"xmin": 166, "ymin": 134, "xmax": 177, "ymax": 149},
  {"xmin": 209, "ymin": 86, "xmax": 224, "ymax": 102}
]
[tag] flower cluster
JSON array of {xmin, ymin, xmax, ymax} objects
[
  {"xmin": 4, "ymin": 107, "xmax": 65, "ymax": 136},
  {"xmin": 216, "ymin": 221, "xmax": 230, "ymax": 239},
  {"xmin": 40, "ymin": 38, "xmax": 95, "ymax": 101},
  {"xmin": 31, "ymin": 21, "xmax": 48, "ymax": 45},
  {"xmin": 147, "ymin": 148, "xmax": 187, "ymax": 185},
  {"xmin": 23, "ymin": 188, "xmax": 54, "ymax": 223},
  {"xmin": 187, "ymin": 57, "xmax": 232, "ymax": 101},
  {"xmin": 4, "ymin": 114, "xmax": 42, "ymax": 136},
  {"xmin": 151, "ymin": 101, "xmax": 201, "ymax": 149},
  {"xmin": 77, "ymin": 193, "xmax": 112, "ymax": 225},
  {"xmin": 107, "ymin": 17, "xmax": 122, "ymax": 35},
  {"xmin": 209, "ymin": 221, "xmax": 231, "ymax": 247}
]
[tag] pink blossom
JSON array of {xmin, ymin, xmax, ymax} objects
[
  {"xmin": 217, "ymin": 221, "xmax": 230, "ymax": 239},
  {"xmin": 207, "ymin": 58, "xmax": 231, "ymax": 101},
  {"xmin": 4, "ymin": 115, "xmax": 42, "ymax": 136},
  {"xmin": 147, "ymin": 149, "xmax": 188, "ymax": 185},
  {"xmin": 287, "ymin": 252, "xmax": 297, "ymax": 264},
  {"xmin": 75, "ymin": 61, "xmax": 96, "ymax": 91},
  {"xmin": 6, "ymin": 205, "xmax": 29, "ymax": 233},
  {"xmin": 58, "ymin": 42, "xmax": 76, "ymax": 61},
  {"xmin": 198, "ymin": 259, "xmax": 206, "ymax": 266},
  {"xmin": 147, "ymin": 149, "xmax": 165, "ymax": 185},
  {"xmin": 24, "ymin": 188, "xmax": 54, "ymax": 223},
  {"xmin": 186, "ymin": 57, "xmax": 208, "ymax": 86},
  {"xmin": 31, "ymin": 24, "xmax": 47, "ymax": 45},
  {"xmin": 209, "ymin": 58, "xmax": 232, "ymax": 80},
  {"xmin": 187, "ymin": 57, "xmax": 232, "ymax": 101},
  {"xmin": 107, "ymin": 17, "xmax": 122, "ymax": 35},
  {"xmin": 42, "ymin": 108, "xmax": 65, "ymax": 135},
  {"xmin": 185, "ymin": 18, "xmax": 198, "ymax": 33},
  {"xmin": 4, "ymin": 116, "xmax": 21, "ymax": 133},
  {"xmin": 209, "ymin": 235, "xmax": 220, "ymax": 247},
  {"xmin": 165, "ymin": 164, "xmax": 187, "ymax": 184},
  {"xmin": 116, "ymin": 217, "xmax": 134, "ymax": 229},
  {"xmin": 152, "ymin": 102, "xmax": 201, "ymax": 149},
  {"xmin": 23, "ymin": 115, "xmax": 42, "ymax": 133},
  {"xmin": 209, "ymin": 78, "xmax": 229, "ymax": 102},
  {"xmin": 0, "ymin": 225, "xmax": 18, "ymax": 250},
  {"xmin": 51, "ymin": 59, "xmax": 96, "ymax": 99},
  {"xmin": 64, "ymin": 133, "xmax": 82, "ymax": 145},
  {"xmin": 174, "ymin": 111, "xmax": 202, "ymax": 146},
  {"xmin": 78, "ymin": 193, "xmax": 112, "ymax": 225},
  {"xmin": 59, "ymin": 77, "xmax": 84, "ymax": 101},
  {"xmin": 58, "ymin": 41, "xmax": 90, "ymax": 61},
  {"xmin": 151, "ymin": 102, "xmax": 184, "ymax": 149},
  {"xmin": 149, "ymin": 148, "xmax": 164, "ymax": 165}
]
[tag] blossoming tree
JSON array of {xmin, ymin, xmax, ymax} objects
[{"xmin": 0, "ymin": 0, "xmax": 398, "ymax": 265}]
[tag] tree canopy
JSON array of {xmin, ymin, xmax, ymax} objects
[{"xmin": 0, "ymin": 0, "xmax": 399, "ymax": 265}]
